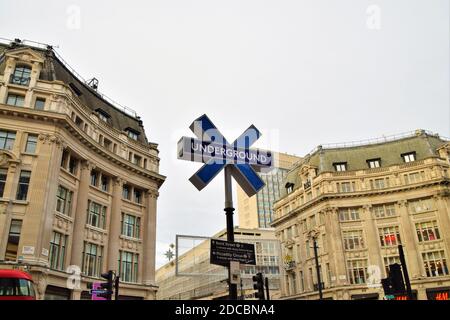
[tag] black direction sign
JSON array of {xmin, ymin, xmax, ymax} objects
[{"xmin": 210, "ymin": 239, "xmax": 256, "ymax": 266}]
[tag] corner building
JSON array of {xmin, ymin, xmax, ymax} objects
[
  {"xmin": 272, "ymin": 130, "xmax": 450, "ymax": 300},
  {"xmin": 0, "ymin": 40, "xmax": 165, "ymax": 299}
]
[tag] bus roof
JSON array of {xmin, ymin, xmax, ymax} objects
[{"xmin": 0, "ymin": 269, "xmax": 33, "ymax": 280}]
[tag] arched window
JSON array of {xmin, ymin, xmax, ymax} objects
[{"xmin": 10, "ymin": 65, "xmax": 31, "ymax": 86}]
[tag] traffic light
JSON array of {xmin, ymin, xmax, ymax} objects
[
  {"xmin": 98, "ymin": 270, "xmax": 114, "ymax": 300},
  {"xmin": 382, "ymin": 263, "xmax": 406, "ymax": 297},
  {"xmin": 252, "ymin": 272, "xmax": 265, "ymax": 300},
  {"xmin": 389, "ymin": 263, "xmax": 405, "ymax": 294}
]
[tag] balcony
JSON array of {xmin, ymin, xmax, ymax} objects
[
  {"xmin": 284, "ymin": 260, "xmax": 296, "ymax": 271},
  {"xmin": 10, "ymin": 74, "xmax": 30, "ymax": 86}
]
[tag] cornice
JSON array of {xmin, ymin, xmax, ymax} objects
[{"xmin": 0, "ymin": 104, "xmax": 166, "ymax": 186}]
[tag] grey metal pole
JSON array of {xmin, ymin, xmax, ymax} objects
[
  {"xmin": 313, "ymin": 239, "xmax": 323, "ymax": 300},
  {"xmin": 224, "ymin": 165, "xmax": 238, "ymax": 300}
]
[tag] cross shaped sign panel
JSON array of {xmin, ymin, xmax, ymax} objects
[{"xmin": 177, "ymin": 114, "xmax": 273, "ymax": 197}]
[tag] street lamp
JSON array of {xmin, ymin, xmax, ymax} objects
[{"xmin": 308, "ymin": 228, "xmax": 323, "ymax": 300}]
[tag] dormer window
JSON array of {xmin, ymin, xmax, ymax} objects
[
  {"xmin": 402, "ymin": 152, "xmax": 416, "ymax": 163},
  {"xmin": 367, "ymin": 158, "xmax": 381, "ymax": 168},
  {"xmin": 96, "ymin": 109, "xmax": 110, "ymax": 123},
  {"xmin": 125, "ymin": 128, "xmax": 139, "ymax": 141},
  {"xmin": 285, "ymin": 182, "xmax": 294, "ymax": 194},
  {"xmin": 333, "ymin": 162, "xmax": 347, "ymax": 172},
  {"xmin": 10, "ymin": 65, "xmax": 31, "ymax": 86}
]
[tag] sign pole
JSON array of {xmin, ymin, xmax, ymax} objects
[{"xmin": 224, "ymin": 165, "xmax": 238, "ymax": 300}]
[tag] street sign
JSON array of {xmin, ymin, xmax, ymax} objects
[
  {"xmin": 177, "ymin": 114, "xmax": 272, "ymax": 197},
  {"xmin": 210, "ymin": 239, "xmax": 256, "ymax": 266},
  {"xmin": 178, "ymin": 136, "xmax": 272, "ymax": 167},
  {"xmin": 91, "ymin": 281, "xmax": 106, "ymax": 301}
]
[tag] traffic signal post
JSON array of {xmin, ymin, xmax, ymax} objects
[
  {"xmin": 90, "ymin": 270, "xmax": 119, "ymax": 300},
  {"xmin": 253, "ymin": 272, "xmax": 265, "ymax": 300}
]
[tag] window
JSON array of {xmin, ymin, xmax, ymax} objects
[
  {"xmin": 90, "ymin": 170, "xmax": 98, "ymax": 187},
  {"xmin": 56, "ymin": 185, "xmax": 73, "ymax": 216},
  {"xmin": 402, "ymin": 152, "xmax": 416, "ymax": 163},
  {"xmin": 0, "ymin": 130, "xmax": 16, "ymax": 150},
  {"xmin": 322, "ymin": 234, "xmax": 327, "ymax": 253},
  {"xmin": 97, "ymin": 110, "xmax": 109, "ymax": 122},
  {"xmin": 409, "ymin": 198, "xmax": 434, "ymax": 214},
  {"xmin": 416, "ymin": 221, "xmax": 441, "ymax": 242},
  {"xmin": 49, "ymin": 232, "xmax": 67, "ymax": 270},
  {"xmin": 286, "ymin": 183, "xmax": 294, "ymax": 194},
  {"xmin": 101, "ymin": 176, "xmax": 109, "ymax": 192},
  {"xmin": 378, "ymin": 226, "xmax": 402, "ymax": 247},
  {"xmin": 34, "ymin": 98, "xmax": 45, "ymax": 110},
  {"xmin": 370, "ymin": 177, "xmax": 389, "ymax": 189},
  {"xmin": 334, "ymin": 162, "xmax": 347, "ymax": 172},
  {"xmin": 16, "ymin": 170, "xmax": 31, "ymax": 201},
  {"xmin": 122, "ymin": 185, "xmax": 130, "ymax": 200},
  {"xmin": 343, "ymin": 230, "xmax": 365, "ymax": 250},
  {"xmin": 347, "ymin": 259, "xmax": 368, "ymax": 284},
  {"xmin": 4, "ymin": 220, "xmax": 22, "ymax": 261},
  {"xmin": 404, "ymin": 171, "xmax": 425, "ymax": 184},
  {"xmin": 24, "ymin": 134, "xmax": 38, "ymax": 153},
  {"xmin": 339, "ymin": 207, "xmax": 360, "ymax": 221},
  {"xmin": 0, "ymin": 169, "xmax": 7, "ymax": 198},
  {"xmin": 75, "ymin": 116, "xmax": 83, "ymax": 129},
  {"xmin": 87, "ymin": 201, "xmax": 107, "ymax": 229},
  {"xmin": 126, "ymin": 130, "xmax": 138, "ymax": 141},
  {"xmin": 6, "ymin": 94, "xmax": 25, "ymax": 107},
  {"xmin": 372, "ymin": 203, "xmax": 396, "ymax": 218},
  {"xmin": 121, "ymin": 213, "xmax": 141, "ymax": 239},
  {"xmin": 69, "ymin": 157, "xmax": 78, "ymax": 175},
  {"xmin": 305, "ymin": 240, "xmax": 310, "ymax": 258},
  {"xmin": 103, "ymin": 138, "xmax": 112, "ymax": 151},
  {"xmin": 133, "ymin": 154, "xmax": 142, "ymax": 166},
  {"xmin": 422, "ymin": 251, "xmax": 449, "ymax": 277},
  {"xmin": 10, "ymin": 66, "xmax": 31, "ymax": 86},
  {"xmin": 82, "ymin": 242, "xmax": 103, "ymax": 277},
  {"xmin": 118, "ymin": 251, "xmax": 139, "ymax": 283},
  {"xmin": 61, "ymin": 150, "xmax": 69, "ymax": 168},
  {"xmin": 337, "ymin": 181, "xmax": 355, "ymax": 193},
  {"xmin": 367, "ymin": 158, "xmax": 381, "ymax": 168},
  {"xmin": 134, "ymin": 189, "xmax": 142, "ymax": 204}
]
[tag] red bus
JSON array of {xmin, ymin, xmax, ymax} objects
[{"xmin": 0, "ymin": 269, "xmax": 36, "ymax": 300}]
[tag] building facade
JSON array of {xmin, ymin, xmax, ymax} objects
[
  {"xmin": 237, "ymin": 152, "xmax": 301, "ymax": 229},
  {"xmin": 272, "ymin": 130, "xmax": 450, "ymax": 300},
  {"xmin": 0, "ymin": 40, "xmax": 165, "ymax": 299},
  {"xmin": 156, "ymin": 228, "xmax": 282, "ymax": 300}
]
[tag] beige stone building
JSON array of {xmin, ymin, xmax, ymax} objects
[
  {"xmin": 156, "ymin": 228, "xmax": 282, "ymax": 300},
  {"xmin": 0, "ymin": 39, "xmax": 165, "ymax": 299},
  {"xmin": 237, "ymin": 152, "xmax": 301, "ymax": 229},
  {"xmin": 272, "ymin": 130, "xmax": 450, "ymax": 300}
]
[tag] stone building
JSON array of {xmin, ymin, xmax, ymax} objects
[
  {"xmin": 0, "ymin": 39, "xmax": 165, "ymax": 299},
  {"xmin": 272, "ymin": 130, "xmax": 450, "ymax": 300}
]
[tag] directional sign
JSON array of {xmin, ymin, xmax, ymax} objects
[
  {"xmin": 210, "ymin": 239, "xmax": 256, "ymax": 266},
  {"xmin": 91, "ymin": 281, "xmax": 106, "ymax": 301},
  {"xmin": 177, "ymin": 114, "xmax": 272, "ymax": 197},
  {"xmin": 178, "ymin": 137, "xmax": 272, "ymax": 167}
]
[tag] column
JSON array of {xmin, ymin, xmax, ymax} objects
[
  {"xmin": 70, "ymin": 160, "xmax": 93, "ymax": 269},
  {"xmin": 362, "ymin": 204, "xmax": 383, "ymax": 270},
  {"xmin": 142, "ymin": 189, "xmax": 158, "ymax": 286},
  {"xmin": 326, "ymin": 207, "xmax": 348, "ymax": 286},
  {"xmin": 434, "ymin": 194, "xmax": 450, "ymax": 261},
  {"xmin": 397, "ymin": 200, "xmax": 421, "ymax": 278},
  {"xmin": 107, "ymin": 177, "xmax": 123, "ymax": 272}
]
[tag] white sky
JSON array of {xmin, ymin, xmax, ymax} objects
[{"xmin": 0, "ymin": 0, "xmax": 448, "ymax": 269}]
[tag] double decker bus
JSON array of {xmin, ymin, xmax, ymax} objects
[{"xmin": 0, "ymin": 269, "xmax": 36, "ymax": 300}]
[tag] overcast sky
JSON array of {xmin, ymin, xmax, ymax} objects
[{"xmin": 1, "ymin": 0, "xmax": 448, "ymax": 269}]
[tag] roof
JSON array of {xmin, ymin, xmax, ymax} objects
[
  {"xmin": 0, "ymin": 41, "xmax": 149, "ymax": 144},
  {"xmin": 0, "ymin": 269, "xmax": 33, "ymax": 280},
  {"xmin": 279, "ymin": 130, "xmax": 448, "ymax": 198}
]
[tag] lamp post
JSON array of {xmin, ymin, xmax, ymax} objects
[{"xmin": 308, "ymin": 229, "xmax": 323, "ymax": 300}]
